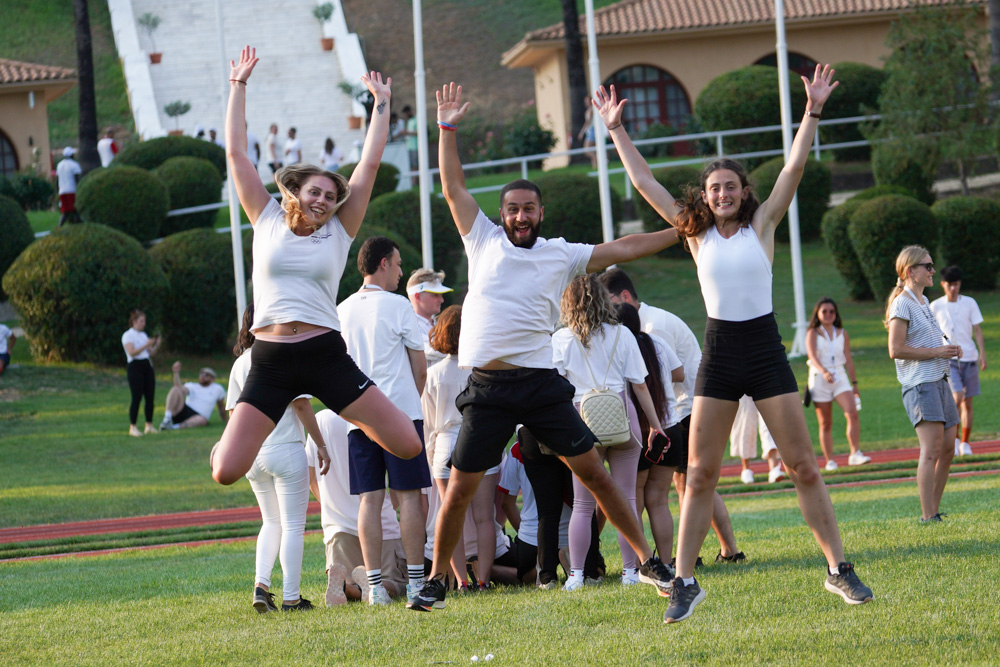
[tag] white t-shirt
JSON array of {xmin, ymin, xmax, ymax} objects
[
  {"xmin": 930, "ymin": 295, "xmax": 984, "ymax": 362},
  {"xmin": 639, "ymin": 302, "xmax": 701, "ymax": 419},
  {"xmin": 0, "ymin": 324, "xmax": 12, "ymax": 355},
  {"xmin": 497, "ymin": 441, "xmax": 570, "ymax": 548},
  {"xmin": 265, "ymin": 132, "xmax": 278, "ymax": 162},
  {"xmin": 227, "ymin": 351, "xmax": 306, "ymax": 445},
  {"xmin": 416, "ymin": 313, "xmax": 445, "ymax": 367},
  {"xmin": 121, "ymin": 328, "xmax": 150, "ymax": 363},
  {"xmin": 319, "ymin": 147, "xmax": 343, "ymax": 171},
  {"xmin": 184, "ymin": 381, "xmax": 227, "ymax": 420},
  {"xmin": 56, "ymin": 158, "xmax": 81, "ymax": 195},
  {"xmin": 460, "ymin": 210, "xmax": 593, "ymax": 369},
  {"xmin": 551, "ymin": 323, "xmax": 647, "ymax": 402},
  {"xmin": 284, "ymin": 137, "xmax": 302, "ymax": 164},
  {"xmin": 246, "ymin": 131, "xmax": 260, "ymax": 166},
  {"xmin": 97, "ymin": 137, "xmax": 115, "ymax": 167},
  {"xmin": 422, "ymin": 354, "xmax": 471, "ymax": 471},
  {"xmin": 338, "ymin": 286, "xmax": 425, "ymax": 425},
  {"xmin": 251, "ymin": 198, "xmax": 353, "ymax": 331},
  {"xmin": 305, "ymin": 410, "xmax": 401, "ymax": 543},
  {"xmin": 650, "ymin": 334, "xmax": 682, "ymax": 428}
]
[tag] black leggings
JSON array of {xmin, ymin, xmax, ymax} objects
[{"xmin": 127, "ymin": 359, "xmax": 155, "ymax": 425}]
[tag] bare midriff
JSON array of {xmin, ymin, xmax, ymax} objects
[
  {"xmin": 253, "ymin": 321, "xmax": 324, "ymax": 336},
  {"xmin": 477, "ymin": 359, "xmax": 522, "ymax": 371}
]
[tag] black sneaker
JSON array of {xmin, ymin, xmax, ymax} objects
[
  {"xmin": 663, "ymin": 577, "xmax": 706, "ymax": 624},
  {"xmin": 407, "ymin": 574, "xmax": 446, "ymax": 612},
  {"xmin": 920, "ymin": 514, "xmax": 943, "ymax": 524},
  {"xmin": 281, "ymin": 597, "xmax": 313, "ymax": 611},
  {"xmin": 715, "ymin": 551, "xmax": 746, "ymax": 563},
  {"xmin": 252, "ymin": 586, "xmax": 277, "ymax": 614},
  {"xmin": 638, "ymin": 554, "xmax": 675, "ymax": 597},
  {"xmin": 669, "ymin": 556, "xmax": 704, "ymax": 570},
  {"xmin": 824, "ymin": 562, "xmax": 873, "ymax": 605}
]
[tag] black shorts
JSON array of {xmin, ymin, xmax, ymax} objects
[
  {"xmin": 639, "ymin": 421, "xmax": 687, "ymax": 472},
  {"xmin": 695, "ymin": 313, "xmax": 798, "ymax": 402},
  {"xmin": 237, "ymin": 330, "xmax": 373, "ymax": 424},
  {"xmin": 510, "ymin": 535, "xmax": 539, "ymax": 581},
  {"xmin": 174, "ymin": 404, "xmax": 199, "ymax": 423},
  {"xmin": 450, "ymin": 368, "xmax": 596, "ymax": 474},
  {"xmin": 348, "ymin": 420, "xmax": 431, "ymax": 493}
]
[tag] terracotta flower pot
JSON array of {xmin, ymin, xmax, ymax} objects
[
  {"xmin": 168, "ymin": 129, "xmax": 184, "ymax": 136},
  {"xmin": 321, "ymin": 37, "xmax": 334, "ymax": 51},
  {"xmin": 149, "ymin": 52, "xmax": 162, "ymax": 64},
  {"xmin": 348, "ymin": 116, "xmax": 362, "ymax": 130}
]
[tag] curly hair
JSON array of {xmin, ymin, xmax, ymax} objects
[
  {"xmin": 429, "ymin": 305, "xmax": 462, "ymax": 355},
  {"xmin": 560, "ymin": 274, "xmax": 618, "ymax": 348},
  {"xmin": 674, "ymin": 159, "xmax": 759, "ymax": 242},
  {"xmin": 233, "ymin": 304, "xmax": 255, "ymax": 356},
  {"xmin": 274, "ymin": 164, "xmax": 351, "ymax": 233}
]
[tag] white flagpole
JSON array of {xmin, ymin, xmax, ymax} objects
[
  {"xmin": 584, "ymin": 0, "xmax": 614, "ymax": 245},
  {"xmin": 413, "ymin": 0, "xmax": 433, "ymax": 269}
]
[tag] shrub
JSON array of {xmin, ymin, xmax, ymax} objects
[
  {"xmin": 336, "ymin": 161, "xmax": 400, "ymax": 202},
  {"xmin": 0, "ymin": 172, "xmax": 55, "ymax": 211},
  {"xmin": 2, "ymin": 224, "xmax": 168, "ymax": 364},
  {"xmin": 76, "ymin": 166, "xmax": 169, "ymax": 243},
  {"xmin": 114, "ymin": 135, "xmax": 227, "ymax": 180},
  {"xmin": 149, "ymin": 228, "xmax": 237, "ymax": 354},
  {"xmin": 823, "ymin": 62, "xmax": 887, "ymax": 161},
  {"xmin": 153, "ymin": 156, "xmax": 222, "ymax": 234},
  {"xmin": 694, "ymin": 66, "xmax": 806, "ymax": 169},
  {"xmin": 847, "ymin": 184, "xmax": 918, "ymax": 203},
  {"xmin": 532, "ymin": 171, "xmax": 623, "ymax": 245},
  {"xmin": 637, "ymin": 123, "xmax": 678, "ymax": 159},
  {"xmin": 503, "ymin": 108, "xmax": 557, "ymax": 162},
  {"xmin": 871, "ymin": 144, "xmax": 936, "ymax": 205},
  {"xmin": 0, "ymin": 195, "xmax": 35, "ymax": 301},
  {"xmin": 931, "ymin": 196, "xmax": 1000, "ymax": 289},
  {"xmin": 820, "ymin": 200, "xmax": 872, "ymax": 300},
  {"xmin": 338, "ymin": 226, "xmax": 424, "ymax": 303},
  {"xmin": 847, "ymin": 195, "xmax": 938, "ymax": 301},
  {"xmin": 630, "ymin": 166, "xmax": 700, "ymax": 259},
  {"xmin": 749, "ymin": 156, "xmax": 831, "ymax": 242}
]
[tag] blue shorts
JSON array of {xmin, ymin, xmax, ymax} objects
[
  {"xmin": 901, "ymin": 378, "xmax": 960, "ymax": 429},
  {"xmin": 348, "ymin": 420, "xmax": 431, "ymax": 494},
  {"xmin": 0, "ymin": 352, "xmax": 9, "ymax": 366},
  {"xmin": 947, "ymin": 360, "xmax": 980, "ymax": 398}
]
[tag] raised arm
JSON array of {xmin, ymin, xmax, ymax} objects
[
  {"xmin": 595, "ymin": 86, "xmax": 680, "ymax": 227},
  {"xmin": 225, "ymin": 46, "xmax": 272, "ymax": 223},
  {"xmin": 586, "ymin": 227, "xmax": 679, "ymax": 273},
  {"xmin": 337, "ymin": 72, "xmax": 392, "ymax": 237},
  {"xmin": 754, "ymin": 64, "xmax": 839, "ymax": 236},
  {"xmin": 436, "ymin": 83, "xmax": 478, "ymax": 235}
]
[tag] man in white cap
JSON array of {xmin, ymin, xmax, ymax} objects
[
  {"xmin": 160, "ymin": 361, "xmax": 228, "ymax": 430},
  {"xmin": 406, "ymin": 268, "xmax": 453, "ymax": 367},
  {"xmin": 56, "ymin": 146, "xmax": 82, "ymax": 226}
]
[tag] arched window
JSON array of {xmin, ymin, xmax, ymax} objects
[
  {"xmin": 0, "ymin": 129, "xmax": 18, "ymax": 179},
  {"xmin": 755, "ymin": 52, "xmax": 818, "ymax": 78},
  {"xmin": 604, "ymin": 65, "xmax": 691, "ymax": 134}
]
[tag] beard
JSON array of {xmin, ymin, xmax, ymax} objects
[{"xmin": 503, "ymin": 220, "xmax": 540, "ymax": 249}]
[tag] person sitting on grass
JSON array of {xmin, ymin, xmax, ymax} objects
[{"xmin": 160, "ymin": 361, "xmax": 227, "ymax": 430}]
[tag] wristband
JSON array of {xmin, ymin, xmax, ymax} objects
[
  {"xmin": 230, "ymin": 79, "xmax": 246, "ymax": 85},
  {"xmin": 805, "ymin": 110, "xmax": 821, "ymax": 119},
  {"xmin": 438, "ymin": 121, "xmax": 457, "ymax": 131}
]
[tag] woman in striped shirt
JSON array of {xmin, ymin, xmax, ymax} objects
[{"xmin": 886, "ymin": 245, "xmax": 963, "ymax": 523}]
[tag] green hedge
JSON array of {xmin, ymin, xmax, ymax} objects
[
  {"xmin": 749, "ymin": 156, "xmax": 831, "ymax": 242},
  {"xmin": 2, "ymin": 224, "xmax": 168, "ymax": 364},
  {"xmin": 154, "ymin": 156, "xmax": 222, "ymax": 235},
  {"xmin": 149, "ymin": 228, "xmax": 238, "ymax": 354},
  {"xmin": 338, "ymin": 226, "xmax": 424, "ymax": 303},
  {"xmin": 532, "ymin": 172, "xmax": 623, "ymax": 245},
  {"xmin": 931, "ymin": 196, "xmax": 1000, "ymax": 290},
  {"xmin": 0, "ymin": 172, "xmax": 55, "ymax": 211},
  {"xmin": 847, "ymin": 195, "xmax": 938, "ymax": 301},
  {"xmin": 847, "ymin": 184, "xmax": 918, "ymax": 203},
  {"xmin": 820, "ymin": 200, "xmax": 872, "ymax": 300},
  {"xmin": 115, "ymin": 136, "xmax": 227, "ymax": 180},
  {"xmin": 631, "ymin": 165, "xmax": 699, "ymax": 259},
  {"xmin": 871, "ymin": 145, "xmax": 936, "ymax": 205},
  {"xmin": 823, "ymin": 62, "xmax": 887, "ymax": 161},
  {"xmin": 336, "ymin": 161, "xmax": 400, "ymax": 202},
  {"xmin": 76, "ymin": 166, "xmax": 169, "ymax": 243},
  {"xmin": 0, "ymin": 195, "xmax": 35, "ymax": 301}
]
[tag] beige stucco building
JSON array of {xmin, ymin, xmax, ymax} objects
[
  {"xmin": 0, "ymin": 58, "xmax": 77, "ymax": 179},
  {"xmin": 502, "ymin": 0, "xmax": 987, "ymax": 166}
]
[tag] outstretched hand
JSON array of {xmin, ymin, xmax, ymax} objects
[
  {"xmin": 593, "ymin": 85, "xmax": 626, "ymax": 128},
  {"xmin": 229, "ymin": 45, "xmax": 259, "ymax": 83},
  {"xmin": 801, "ymin": 63, "xmax": 839, "ymax": 109},
  {"xmin": 361, "ymin": 71, "xmax": 391, "ymax": 100},
  {"xmin": 437, "ymin": 82, "xmax": 471, "ymax": 126}
]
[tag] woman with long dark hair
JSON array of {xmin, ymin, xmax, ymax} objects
[{"xmin": 122, "ymin": 309, "xmax": 160, "ymax": 436}]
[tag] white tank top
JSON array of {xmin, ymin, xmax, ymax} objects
[
  {"xmin": 809, "ymin": 326, "xmax": 846, "ymax": 377},
  {"xmin": 696, "ymin": 225, "xmax": 772, "ymax": 321}
]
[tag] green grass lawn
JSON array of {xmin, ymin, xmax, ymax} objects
[{"xmin": 0, "ymin": 475, "xmax": 997, "ymax": 664}]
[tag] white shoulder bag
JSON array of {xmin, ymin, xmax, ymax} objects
[{"xmin": 574, "ymin": 326, "xmax": 632, "ymax": 447}]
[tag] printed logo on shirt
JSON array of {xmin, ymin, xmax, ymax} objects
[{"xmin": 310, "ymin": 229, "xmax": 333, "ymax": 244}]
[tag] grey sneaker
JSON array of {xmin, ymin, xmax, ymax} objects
[
  {"xmin": 159, "ymin": 415, "xmax": 173, "ymax": 431},
  {"xmin": 638, "ymin": 554, "xmax": 675, "ymax": 597},
  {"xmin": 663, "ymin": 578, "xmax": 706, "ymax": 624},
  {"xmin": 252, "ymin": 586, "xmax": 277, "ymax": 614},
  {"xmin": 824, "ymin": 562, "xmax": 873, "ymax": 604}
]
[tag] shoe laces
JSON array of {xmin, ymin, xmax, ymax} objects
[{"xmin": 669, "ymin": 578, "xmax": 697, "ymax": 603}]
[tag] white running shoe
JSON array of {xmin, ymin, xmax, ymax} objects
[
  {"xmin": 621, "ymin": 569, "xmax": 639, "ymax": 586},
  {"xmin": 848, "ymin": 451, "xmax": 872, "ymax": 466},
  {"xmin": 740, "ymin": 468, "xmax": 755, "ymax": 485},
  {"xmin": 768, "ymin": 465, "xmax": 786, "ymax": 483},
  {"xmin": 955, "ymin": 438, "xmax": 962, "ymax": 456},
  {"xmin": 563, "ymin": 575, "xmax": 584, "ymax": 592},
  {"xmin": 368, "ymin": 584, "xmax": 391, "ymax": 605},
  {"xmin": 825, "ymin": 459, "xmax": 839, "ymax": 472},
  {"xmin": 959, "ymin": 442, "xmax": 973, "ymax": 456}
]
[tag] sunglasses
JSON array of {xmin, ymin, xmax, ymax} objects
[{"xmin": 912, "ymin": 262, "xmax": 934, "ymax": 272}]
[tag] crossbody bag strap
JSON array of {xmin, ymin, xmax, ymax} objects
[{"xmin": 573, "ymin": 324, "xmax": 621, "ymax": 390}]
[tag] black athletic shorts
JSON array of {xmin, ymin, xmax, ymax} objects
[
  {"xmin": 237, "ymin": 330, "xmax": 373, "ymax": 424},
  {"xmin": 694, "ymin": 313, "xmax": 798, "ymax": 402},
  {"xmin": 450, "ymin": 368, "xmax": 596, "ymax": 474}
]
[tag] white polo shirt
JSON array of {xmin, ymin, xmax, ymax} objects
[
  {"xmin": 551, "ymin": 323, "xmax": 647, "ymax": 402},
  {"xmin": 227, "ymin": 352, "xmax": 306, "ymax": 445},
  {"xmin": 639, "ymin": 302, "xmax": 701, "ymax": 419},
  {"xmin": 184, "ymin": 381, "xmax": 227, "ymax": 420}
]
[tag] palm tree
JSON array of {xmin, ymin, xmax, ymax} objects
[
  {"xmin": 561, "ymin": 0, "xmax": 588, "ymax": 156},
  {"xmin": 990, "ymin": 0, "xmax": 1000, "ymax": 101},
  {"xmin": 73, "ymin": 0, "xmax": 100, "ymax": 173}
]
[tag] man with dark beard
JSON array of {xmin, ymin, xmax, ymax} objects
[{"xmin": 409, "ymin": 82, "xmax": 681, "ymax": 613}]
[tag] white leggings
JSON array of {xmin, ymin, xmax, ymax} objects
[
  {"xmin": 246, "ymin": 441, "xmax": 310, "ymax": 601},
  {"xmin": 729, "ymin": 394, "xmax": 778, "ymax": 459}
]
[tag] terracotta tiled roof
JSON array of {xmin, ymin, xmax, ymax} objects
[
  {"xmin": 522, "ymin": 0, "xmax": 983, "ymax": 41},
  {"xmin": 0, "ymin": 58, "xmax": 76, "ymax": 85}
]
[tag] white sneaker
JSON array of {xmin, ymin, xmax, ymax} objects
[
  {"xmin": 584, "ymin": 576, "xmax": 604, "ymax": 586},
  {"xmin": 159, "ymin": 415, "xmax": 173, "ymax": 431},
  {"xmin": 406, "ymin": 579, "xmax": 425, "ymax": 604},
  {"xmin": 955, "ymin": 438, "xmax": 962, "ymax": 456},
  {"xmin": 825, "ymin": 459, "xmax": 839, "ymax": 472},
  {"xmin": 740, "ymin": 468, "xmax": 755, "ymax": 485},
  {"xmin": 848, "ymin": 451, "xmax": 872, "ymax": 466},
  {"xmin": 959, "ymin": 442, "xmax": 973, "ymax": 456},
  {"xmin": 621, "ymin": 569, "xmax": 639, "ymax": 586},
  {"xmin": 368, "ymin": 584, "xmax": 391, "ymax": 605},
  {"xmin": 768, "ymin": 466, "xmax": 786, "ymax": 483},
  {"xmin": 563, "ymin": 575, "xmax": 584, "ymax": 592}
]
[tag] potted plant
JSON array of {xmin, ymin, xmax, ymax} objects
[
  {"xmin": 338, "ymin": 81, "xmax": 372, "ymax": 129},
  {"xmin": 313, "ymin": 2, "xmax": 335, "ymax": 51},
  {"xmin": 164, "ymin": 100, "xmax": 191, "ymax": 136},
  {"xmin": 138, "ymin": 12, "xmax": 162, "ymax": 64}
]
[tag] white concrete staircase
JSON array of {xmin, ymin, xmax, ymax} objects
[{"xmin": 120, "ymin": 0, "xmax": 368, "ymax": 178}]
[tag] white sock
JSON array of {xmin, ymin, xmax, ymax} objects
[
  {"xmin": 163, "ymin": 410, "xmax": 172, "ymax": 420},
  {"xmin": 407, "ymin": 565, "xmax": 424, "ymax": 587},
  {"xmin": 623, "ymin": 567, "xmax": 638, "ymax": 577},
  {"xmin": 569, "ymin": 568, "xmax": 583, "ymax": 580},
  {"xmin": 682, "ymin": 576, "xmax": 696, "ymax": 587},
  {"xmin": 829, "ymin": 565, "xmax": 840, "ymax": 576},
  {"xmin": 366, "ymin": 569, "xmax": 382, "ymax": 588}
]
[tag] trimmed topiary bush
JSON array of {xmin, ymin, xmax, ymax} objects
[
  {"xmin": 149, "ymin": 228, "xmax": 238, "ymax": 354},
  {"xmin": 338, "ymin": 226, "xmax": 424, "ymax": 303},
  {"xmin": 847, "ymin": 194, "xmax": 938, "ymax": 301},
  {"xmin": 115, "ymin": 135, "xmax": 227, "ymax": 180},
  {"xmin": 0, "ymin": 172, "xmax": 55, "ymax": 211},
  {"xmin": 824, "ymin": 62, "xmax": 887, "ymax": 161},
  {"xmin": 0, "ymin": 195, "xmax": 35, "ymax": 301},
  {"xmin": 154, "ymin": 156, "xmax": 222, "ymax": 235},
  {"xmin": 820, "ymin": 200, "xmax": 872, "ymax": 300},
  {"xmin": 631, "ymin": 165, "xmax": 700, "ymax": 259},
  {"xmin": 532, "ymin": 171, "xmax": 623, "ymax": 245},
  {"xmin": 336, "ymin": 161, "xmax": 400, "ymax": 201},
  {"xmin": 932, "ymin": 196, "xmax": 1000, "ymax": 290},
  {"xmin": 77, "ymin": 166, "xmax": 169, "ymax": 243},
  {"xmin": 2, "ymin": 223, "xmax": 168, "ymax": 364},
  {"xmin": 871, "ymin": 145, "xmax": 936, "ymax": 205},
  {"xmin": 749, "ymin": 156, "xmax": 831, "ymax": 242},
  {"xmin": 694, "ymin": 66, "xmax": 807, "ymax": 170},
  {"xmin": 847, "ymin": 184, "xmax": 918, "ymax": 203}
]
